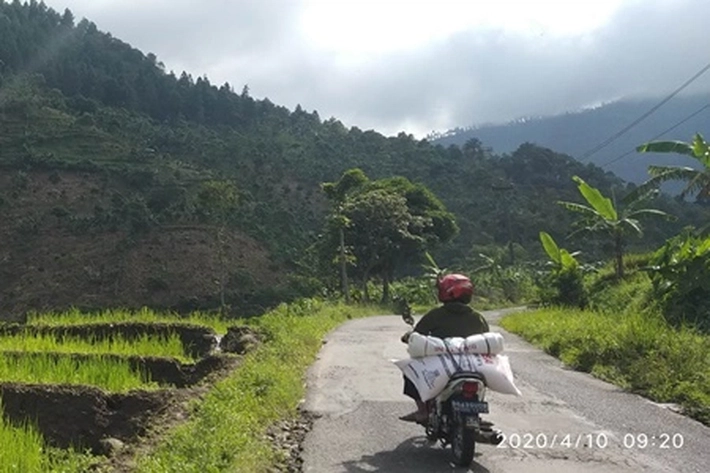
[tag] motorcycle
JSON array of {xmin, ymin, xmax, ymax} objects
[{"xmin": 398, "ymin": 299, "xmax": 503, "ymax": 466}]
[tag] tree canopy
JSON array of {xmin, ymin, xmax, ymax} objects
[{"xmin": 321, "ymin": 170, "xmax": 457, "ymax": 301}]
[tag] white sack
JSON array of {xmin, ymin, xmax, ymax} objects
[
  {"xmin": 407, "ymin": 332, "xmax": 505, "ymax": 358},
  {"xmin": 394, "ymin": 353, "xmax": 522, "ymax": 401}
]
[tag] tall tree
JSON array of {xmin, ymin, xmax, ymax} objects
[
  {"xmin": 341, "ymin": 188, "xmax": 414, "ymax": 301},
  {"xmin": 328, "ymin": 172, "xmax": 457, "ymax": 302},
  {"xmin": 195, "ymin": 180, "xmax": 239, "ymax": 311},
  {"xmin": 321, "ymin": 168, "xmax": 369, "ymax": 302}
]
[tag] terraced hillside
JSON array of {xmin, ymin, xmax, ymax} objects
[{"xmin": 0, "ymin": 308, "xmax": 259, "ymax": 470}]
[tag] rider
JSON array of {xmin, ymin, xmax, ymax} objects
[{"xmin": 399, "ymin": 273, "xmax": 490, "ymax": 423}]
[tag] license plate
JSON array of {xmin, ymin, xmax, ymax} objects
[
  {"xmin": 451, "ymin": 400, "xmax": 489, "ymax": 414},
  {"xmin": 465, "ymin": 416, "xmax": 480, "ymax": 428}
]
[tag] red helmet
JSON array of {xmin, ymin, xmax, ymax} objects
[{"xmin": 437, "ymin": 274, "xmax": 473, "ymax": 303}]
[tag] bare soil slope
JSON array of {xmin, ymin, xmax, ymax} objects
[{"xmin": 0, "ymin": 170, "xmax": 283, "ymax": 320}]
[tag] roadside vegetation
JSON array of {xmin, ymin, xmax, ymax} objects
[
  {"xmin": 502, "ymin": 135, "xmax": 710, "ymax": 425},
  {"xmin": 0, "ymin": 332, "xmax": 191, "ymax": 361},
  {"xmin": 136, "ymin": 300, "xmax": 385, "ymax": 472},
  {"xmin": 502, "ymin": 304, "xmax": 710, "ymax": 425}
]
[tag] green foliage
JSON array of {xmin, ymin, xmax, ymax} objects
[
  {"xmin": 321, "ymin": 168, "xmax": 368, "ymax": 202},
  {"xmin": 389, "ymin": 277, "xmax": 437, "ymax": 308},
  {"xmin": 648, "ymin": 231, "xmax": 710, "ymax": 330},
  {"xmin": 539, "ymin": 231, "xmax": 579, "ymax": 270},
  {"xmin": 422, "ymin": 251, "xmax": 446, "ymax": 281},
  {"xmin": 341, "ymin": 189, "xmax": 416, "ymax": 270},
  {"xmin": 587, "ymin": 267, "xmax": 653, "ymax": 315},
  {"xmin": 572, "ymin": 175, "xmax": 617, "ymax": 220},
  {"xmin": 467, "ymin": 250, "xmax": 536, "ymax": 305},
  {"xmin": 537, "ymin": 268, "xmax": 587, "ymax": 309},
  {"xmin": 536, "ymin": 232, "xmax": 586, "ymax": 308},
  {"xmin": 501, "ymin": 308, "xmax": 710, "ymax": 425},
  {"xmin": 635, "ymin": 133, "xmax": 710, "ymax": 201},
  {"xmin": 1, "ymin": 0, "xmax": 709, "ymax": 316},
  {"xmin": 559, "ymin": 175, "xmax": 672, "ymax": 278},
  {"xmin": 0, "ymin": 412, "xmax": 45, "ymax": 473},
  {"xmin": 320, "ymin": 170, "xmax": 457, "ymax": 301},
  {"xmin": 195, "ymin": 180, "xmax": 239, "ymax": 222}
]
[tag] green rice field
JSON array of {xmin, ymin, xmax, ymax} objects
[
  {"xmin": 0, "ymin": 353, "xmax": 157, "ymax": 392},
  {"xmin": 0, "ymin": 400, "xmax": 94, "ymax": 472},
  {"xmin": 26, "ymin": 307, "xmax": 233, "ymax": 333},
  {"xmin": 0, "ymin": 332, "xmax": 193, "ymax": 362}
]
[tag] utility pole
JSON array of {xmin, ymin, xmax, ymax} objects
[
  {"xmin": 339, "ymin": 224, "xmax": 350, "ymax": 304},
  {"xmin": 336, "ymin": 205, "xmax": 350, "ymax": 304},
  {"xmin": 491, "ymin": 181, "xmax": 516, "ymax": 265}
]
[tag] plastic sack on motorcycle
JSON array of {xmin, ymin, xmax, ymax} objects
[{"xmin": 394, "ymin": 353, "xmax": 522, "ymax": 401}]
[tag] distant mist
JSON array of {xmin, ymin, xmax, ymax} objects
[{"xmin": 433, "ymin": 93, "xmax": 710, "ymax": 185}]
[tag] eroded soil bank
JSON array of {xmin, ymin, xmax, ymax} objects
[{"xmin": 1, "ymin": 383, "xmax": 177, "ymax": 452}]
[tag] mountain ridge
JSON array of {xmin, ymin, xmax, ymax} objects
[{"xmin": 431, "ymin": 94, "xmax": 710, "ymax": 184}]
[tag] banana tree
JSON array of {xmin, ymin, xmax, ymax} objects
[
  {"xmin": 632, "ymin": 133, "xmax": 710, "ymax": 201},
  {"xmin": 558, "ymin": 176, "xmax": 672, "ymax": 279},
  {"xmin": 538, "ymin": 231, "xmax": 586, "ymax": 307},
  {"xmin": 539, "ymin": 231, "xmax": 580, "ymax": 272}
]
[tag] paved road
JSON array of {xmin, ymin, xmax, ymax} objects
[{"xmin": 302, "ymin": 309, "xmax": 710, "ymax": 472}]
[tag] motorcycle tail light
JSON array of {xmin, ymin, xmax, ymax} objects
[{"xmin": 461, "ymin": 381, "xmax": 479, "ymax": 398}]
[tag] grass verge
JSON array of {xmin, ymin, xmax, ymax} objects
[
  {"xmin": 0, "ymin": 400, "xmax": 96, "ymax": 473},
  {"xmin": 501, "ymin": 308, "xmax": 710, "ymax": 425},
  {"xmin": 136, "ymin": 299, "xmax": 386, "ymax": 472},
  {"xmin": 26, "ymin": 307, "xmax": 233, "ymax": 333},
  {"xmin": 0, "ymin": 354, "xmax": 157, "ymax": 392},
  {"xmin": 0, "ymin": 332, "xmax": 192, "ymax": 362}
]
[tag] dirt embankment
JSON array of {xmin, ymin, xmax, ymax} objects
[{"xmin": 1, "ymin": 383, "xmax": 180, "ymax": 453}]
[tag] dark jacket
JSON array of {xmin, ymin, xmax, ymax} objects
[{"xmin": 413, "ymin": 302, "xmax": 489, "ymax": 339}]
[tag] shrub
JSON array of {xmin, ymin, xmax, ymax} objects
[
  {"xmin": 648, "ymin": 231, "xmax": 710, "ymax": 331},
  {"xmin": 536, "ymin": 232, "xmax": 588, "ymax": 308},
  {"xmin": 537, "ymin": 267, "xmax": 587, "ymax": 309}
]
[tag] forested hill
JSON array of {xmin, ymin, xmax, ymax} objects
[
  {"xmin": 0, "ymin": 1, "xmax": 707, "ymax": 317},
  {"xmin": 431, "ymin": 95, "xmax": 710, "ymax": 185}
]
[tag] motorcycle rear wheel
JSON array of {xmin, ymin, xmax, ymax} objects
[{"xmin": 451, "ymin": 423, "xmax": 476, "ymax": 466}]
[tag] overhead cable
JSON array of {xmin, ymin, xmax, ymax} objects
[{"xmin": 578, "ymin": 60, "xmax": 710, "ymax": 162}]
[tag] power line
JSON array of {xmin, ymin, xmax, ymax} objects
[
  {"xmin": 599, "ymin": 103, "xmax": 710, "ymax": 168},
  {"xmin": 578, "ymin": 59, "xmax": 710, "ymax": 162}
]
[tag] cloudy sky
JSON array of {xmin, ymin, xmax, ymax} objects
[{"xmin": 40, "ymin": 0, "xmax": 710, "ymax": 137}]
